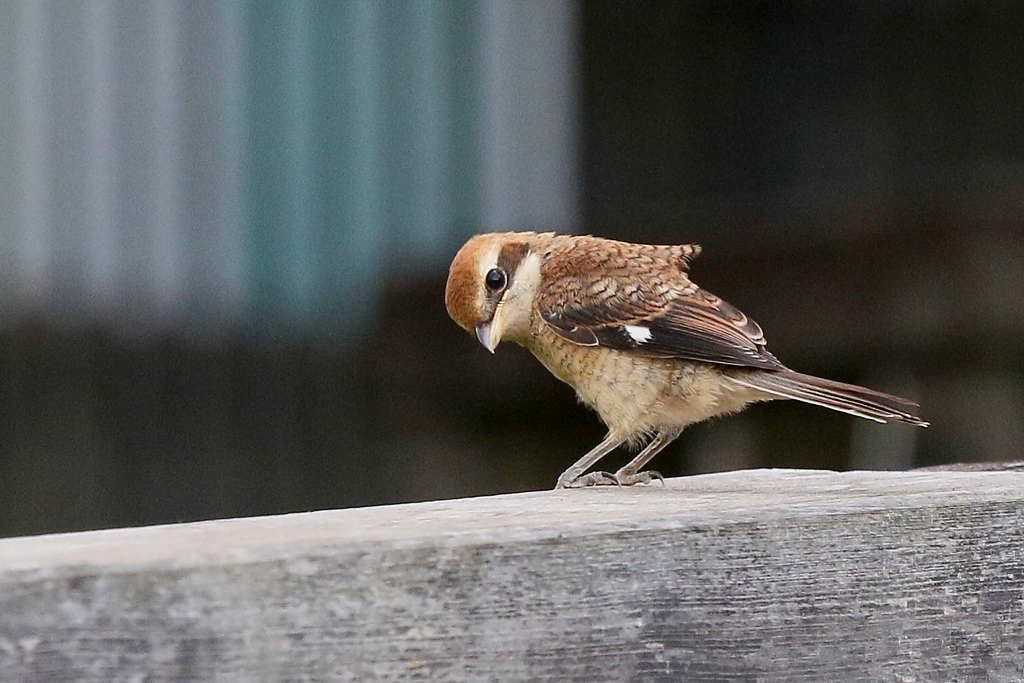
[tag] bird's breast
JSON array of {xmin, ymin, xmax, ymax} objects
[{"xmin": 521, "ymin": 325, "xmax": 681, "ymax": 437}]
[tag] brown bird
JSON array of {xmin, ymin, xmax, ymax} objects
[{"xmin": 445, "ymin": 232, "xmax": 928, "ymax": 489}]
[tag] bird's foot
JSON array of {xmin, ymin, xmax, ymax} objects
[
  {"xmin": 556, "ymin": 471, "xmax": 620, "ymax": 488},
  {"xmin": 613, "ymin": 470, "xmax": 665, "ymax": 486}
]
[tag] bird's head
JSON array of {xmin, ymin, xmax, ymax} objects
[{"xmin": 445, "ymin": 232, "xmax": 550, "ymax": 352}]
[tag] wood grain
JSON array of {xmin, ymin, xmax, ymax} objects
[{"xmin": 1, "ymin": 468, "xmax": 1023, "ymax": 682}]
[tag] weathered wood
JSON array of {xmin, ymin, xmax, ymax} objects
[{"xmin": 1, "ymin": 468, "xmax": 1023, "ymax": 682}]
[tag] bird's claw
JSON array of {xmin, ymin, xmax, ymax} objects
[
  {"xmin": 557, "ymin": 471, "xmax": 620, "ymax": 488},
  {"xmin": 613, "ymin": 470, "xmax": 666, "ymax": 486},
  {"xmin": 557, "ymin": 470, "xmax": 666, "ymax": 488}
]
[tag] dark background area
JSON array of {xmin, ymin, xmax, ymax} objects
[{"xmin": 2, "ymin": 1, "xmax": 1022, "ymax": 538}]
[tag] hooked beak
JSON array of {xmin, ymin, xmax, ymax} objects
[{"xmin": 474, "ymin": 302, "xmax": 507, "ymax": 353}]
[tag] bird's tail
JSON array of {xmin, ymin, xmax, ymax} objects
[{"xmin": 730, "ymin": 370, "xmax": 929, "ymax": 426}]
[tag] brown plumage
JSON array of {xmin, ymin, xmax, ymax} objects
[{"xmin": 445, "ymin": 232, "xmax": 928, "ymax": 489}]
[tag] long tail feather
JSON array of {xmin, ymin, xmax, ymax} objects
[{"xmin": 730, "ymin": 370, "xmax": 929, "ymax": 426}]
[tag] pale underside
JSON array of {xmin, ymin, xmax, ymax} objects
[{"xmin": 519, "ymin": 317, "xmax": 768, "ymax": 488}]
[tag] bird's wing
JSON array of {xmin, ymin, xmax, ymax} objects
[{"xmin": 538, "ymin": 258, "xmax": 784, "ymax": 370}]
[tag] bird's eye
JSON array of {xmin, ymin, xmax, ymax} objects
[{"xmin": 485, "ymin": 268, "xmax": 507, "ymax": 292}]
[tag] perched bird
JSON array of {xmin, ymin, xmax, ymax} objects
[{"xmin": 445, "ymin": 232, "xmax": 928, "ymax": 489}]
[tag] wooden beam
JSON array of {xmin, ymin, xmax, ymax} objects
[{"xmin": 1, "ymin": 468, "xmax": 1023, "ymax": 682}]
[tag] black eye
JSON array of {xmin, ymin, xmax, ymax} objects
[{"xmin": 485, "ymin": 268, "xmax": 507, "ymax": 292}]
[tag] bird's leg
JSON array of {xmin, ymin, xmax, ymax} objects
[
  {"xmin": 555, "ymin": 433, "xmax": 627, "ymax": 489},
  {"xmin": 613, "ymin": 429, "xmax": 679, "ymax": 486}
]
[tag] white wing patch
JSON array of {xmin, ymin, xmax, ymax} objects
[{"xmin": 624, "ymin": 324, "xmax": 653, "ymax": 344}]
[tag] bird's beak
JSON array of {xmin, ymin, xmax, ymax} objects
[
  {"xmin": 475, "ymin": 323, "xmax": 498, "ymax": 352},
  {"xmin": 475, "ymin": 301, "xmax": 507, "ymax": 353}
]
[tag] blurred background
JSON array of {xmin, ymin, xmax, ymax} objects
[{"xmin": 0, "ymin": 0, "xmax": 1021, "ymax": 538}]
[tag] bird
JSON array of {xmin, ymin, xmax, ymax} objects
[{"xmin": 445, "ymin": 232, "xmax": 928, "ymax": 489}]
